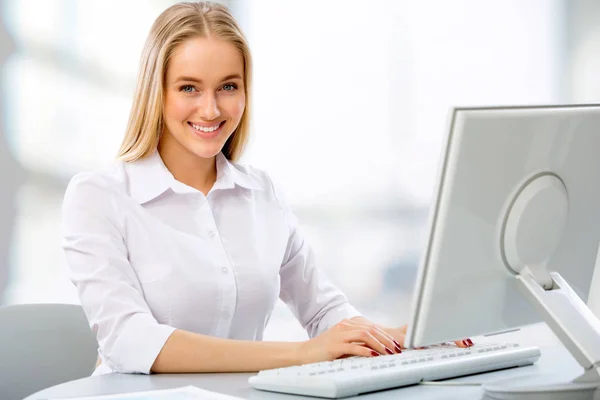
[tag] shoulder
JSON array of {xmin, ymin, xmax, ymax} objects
[
  {"xmin": 231, "ymin": 161, "xmax": 270, "ymax": 184},
  {"xmin": 229, "ymin": 160, "xmax": 297, "ymax": 222},
  {"xmin": 228, "ymin": 160, "xmax": 285, "ymax": 199},
  {"xmin": 63, "ymin": 161, "xmax": 128, "ymax": 209}
]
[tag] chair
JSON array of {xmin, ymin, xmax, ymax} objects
[{"xmin": 0, "ymin": 303, "xmax": 98, "ymax": 400}]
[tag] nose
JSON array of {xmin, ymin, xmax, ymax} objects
[{"xmin": 198, "ymin": 92, "xmax": 221, "ymax": 120}]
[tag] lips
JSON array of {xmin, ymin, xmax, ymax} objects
[
  {"xmin": 188, "ymin": 121, "xmax": 225, "ymax": 139},
  {"xmin": 189, "ymin": 121, "xmax": 223, "ymax": 132}
]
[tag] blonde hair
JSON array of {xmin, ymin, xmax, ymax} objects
[{"xmin": 117, "ymin": 1, "xmax": 252, "ymax": 162}]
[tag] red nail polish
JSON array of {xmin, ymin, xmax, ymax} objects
[
  {"xmin": 385, "ymin": 347, "xmax": 393, "ymax": 355},
  {"xmin": 393, "ymin": 340, "xmax": 402, "ymax": 349},
  {"xmin": 371, "ymin": 350, "xmax": 379, "ymax": 357},
  {"xmin": 462, "ymin": 340, "xmax": 469, "ymax": 347},
  {"xmin": 395, "ymin": 345, "xmax": 402, "ymax": 353},
  {"xmin": 467, "ymin": 339, "xmax": 473, "ymax": 346}
]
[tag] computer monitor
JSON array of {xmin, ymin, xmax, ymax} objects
[{"xmin": 404, "ymin": 104, "xmax": 600, "ymax": 395}]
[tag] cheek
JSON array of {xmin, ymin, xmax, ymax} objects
[
  {"xmin": 165, "ymin": 95, "xmax": 193, "ymax": 122},
  {"xmin": 227, "ymin": 95, "xmax": 246, "ymax": 121}
]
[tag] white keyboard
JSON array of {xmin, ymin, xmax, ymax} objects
[{"xmin": 248, "ymin": 343, "xmax": 541, "ymax": 398}]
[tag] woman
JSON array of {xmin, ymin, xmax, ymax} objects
[{"xmin": 62, "ymin": 1, "xmax": 472, "ymax": 375}]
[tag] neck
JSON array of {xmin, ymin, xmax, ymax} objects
[{"xmin": 158, "ymin": 141, "xmax": 217, "ymax": 196}]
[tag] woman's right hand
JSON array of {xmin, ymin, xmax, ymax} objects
[{"xmin": 294, "ymin": 318, "xmax": 403, "ymax": 365}]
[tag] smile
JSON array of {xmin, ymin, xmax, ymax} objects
[
  {"xmin": 190, "ymin": 122, "xmax": 222, "ymax": 132},
  {"xmin": 188, "ymin": 121, "xmax": 225, "ymax": 138}
]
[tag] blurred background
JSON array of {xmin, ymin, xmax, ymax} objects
[{"xmin": 0, "ymin": 0, "xmax": 599, "ymax": 342}]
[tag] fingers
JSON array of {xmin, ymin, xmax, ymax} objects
[
  {"xmin": 393, "ymin": 331, "xmax": 406, "ymax": 349},
  {"xmin": 341, "ymin": 329, "xmax": 396, "ymax": 355},
  {"xmin": 370, "ymin": 325, "xmax": 406, "ymax": 349},
  {"xmin": 338, "ymin": 343, "xmax": 380, "ymax": 359},
  {"xmin": 367, "ymin": 326, "xmax": 402, "ymax": 353},
  {"xmin": 381, "ymin": 327, "xmax": 406, "ymax": 349},
  {"xmin": 454, "ymin": 338, "xmax": 474, "ymax": 348},
  {"xmin": 340, "ymin": 320, "xmax": 402, "ymax": 353}
]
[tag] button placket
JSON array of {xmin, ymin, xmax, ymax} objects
[
  {"xmin": 216, "ymin": 276, "xmax": 236, "ymax": 336},
  {"xmin": 202, "ymin": 203, "xmax": 237, "ymax": 337}
]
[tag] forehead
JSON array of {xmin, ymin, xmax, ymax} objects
[{"xmin": 166, "ymin": 36, "xmax": 244, "ymax": 82}]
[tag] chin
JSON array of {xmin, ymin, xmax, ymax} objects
[{"xmin": 187, "ymin": 142, "xmax": 225, "ymax": 159}]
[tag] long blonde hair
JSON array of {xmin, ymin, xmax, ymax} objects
[{"xmin": 117, "ymin": 1, "xmax": 252, "ymax": 162}]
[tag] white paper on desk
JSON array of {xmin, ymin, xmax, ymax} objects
[{"xmin": 49, "ymin": 385, "xmax": 244, "ymax": 400}]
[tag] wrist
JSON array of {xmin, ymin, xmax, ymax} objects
[{"xmin": 287, "ymin": 341, "xmax": 305, "ymax": 366}]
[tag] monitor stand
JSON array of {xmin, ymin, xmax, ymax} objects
[
  {"xmin": 481, "ymin": 269, "xmax": 600, "ymax": 400},
  {"xmin": 485, "ymin": 174, "xmax": 600, "ymax": 399}
]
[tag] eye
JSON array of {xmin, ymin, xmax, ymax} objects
[
  {"xmin": 222, "ymin": 83, "xmax": 238, "ymax": 92},
  {"xmin": 180, "ymin": 85, "xmax": 197, "ymax": 93}
]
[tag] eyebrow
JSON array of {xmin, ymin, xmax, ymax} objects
[{"xmin": 174, "ymin": 74, "xmax": 242, "ymax": 83}]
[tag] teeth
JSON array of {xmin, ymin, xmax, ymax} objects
[{"xmin": 191, "ymin": 122, "xmax": 220, "ymax": 133}]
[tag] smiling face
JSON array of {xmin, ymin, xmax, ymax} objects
[{"xmin": 160, "ymin": 35, "xmax": 246, "ymax": 161}]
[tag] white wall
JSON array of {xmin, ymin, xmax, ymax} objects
[{"xmin": 242, "ymin": 0, "xmax": 562, "ymax": 207}]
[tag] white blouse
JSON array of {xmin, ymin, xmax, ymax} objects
[{"xmin": 62, "ymin": 150, "xmax": 361, "ymax": 375}]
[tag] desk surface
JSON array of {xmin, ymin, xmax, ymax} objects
[{"xmin": 26, "ymin": 325, "xmax": 582, "ymax": 400}]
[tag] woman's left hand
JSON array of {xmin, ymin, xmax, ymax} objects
[{"xmin": 349, "ymin": 316, "xmax": 473, "ymax": 351}]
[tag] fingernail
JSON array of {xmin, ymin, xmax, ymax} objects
[
  {"xmin": 371, "ymin": 350, "xmax": 380, "ymax": 357},
  {"xmin": 467, "ymin": 339, "xmax": 473, "ymax": 346},
  {"xmin": 462, "ymin": 340, "xmax": 469, "ymax": 347},
  {"xmin": 394, "ymin": 345, "xmax": 402, "ymax": 353},
  {"xmin": 385, "ymin": 347, "xmax": 393, "ymax": 355},
  {"xmin": 393, "ymin": 340, "xmax": 402, "ymax": 349}
]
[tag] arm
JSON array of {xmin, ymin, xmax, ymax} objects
[
  {"xmin": 271, "ymin": 178, "xmax": 361, "ymax": 337},
  {"xmin": 278, "ymin": 229, "xmax": 362, "ymax": 338},
  {"xmin": 151, "ymin": 330, "xmax": 301, "ymax": 373},
  {"xmin": 63, "ymin": 175, "xmax": 173, "ymax": 374},
  {"xmin": 275, "ymin": 222, "xmax": 406, "ymax": 357}
]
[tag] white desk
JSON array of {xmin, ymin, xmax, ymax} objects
[{"xmin": 25, "ymin": 324, "xmax": 585, "ymax": 400}]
